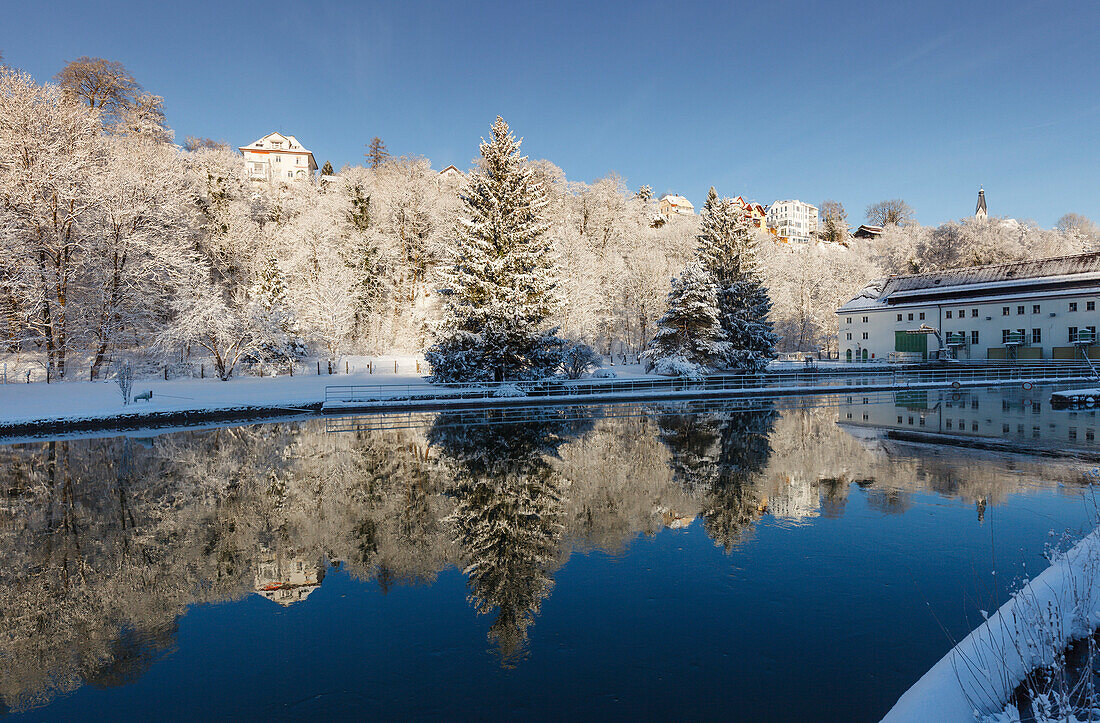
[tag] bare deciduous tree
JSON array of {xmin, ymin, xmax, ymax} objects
[
  {"xmin": 865, "ymin": 198, "xmax": 914, "ymax": 227},
  {"xmin": 54, "ymin": 56, "xmax": 141, "ymax": 115}
]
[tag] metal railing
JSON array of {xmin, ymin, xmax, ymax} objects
[{"xmin": 324, "ymin": 363, "xmax": 1099, "ymax": 407}]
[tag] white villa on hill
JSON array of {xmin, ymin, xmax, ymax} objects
[
  {"xmin": 837, "ymin": 253, "xmax": 1100, "ymax": 362},
  {"xmin": 658, "ymin": 194, "xmax": 695, "ymax": 220},
  {"xmin": 240, "ymin": 132, "xmax": 318, "ymax": 182}
]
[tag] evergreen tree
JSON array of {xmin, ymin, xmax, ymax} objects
[
  {"xmin": 320, "ymin": 160, "xmax": 334, "ymax": 176},
  {"xmin": 696, "ymin": 188, "xmax": 777, "ymax": 372},
  {"xmin": 635, "ymin": 184, "xmax": 653, "ymax": 202},
  {"xmin": 640, "ymin": 261, "xmax": 728, "ymax": 376},
  {"xmin": 426, "ymin": 116, "xmax": 561, "ymax": 383},
  {"xmin": 250, "ymin": 256, "xmax": 306, "ymax": 360},
  {"xmin": 366, "ymin": 136, "xmax": 390, "ymax": 169}
]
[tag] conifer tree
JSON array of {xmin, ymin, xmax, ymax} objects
[
  {"xmin": 366, "ymin": 136, "xmax": 389, "ymax": 169},
  {"xmin": 696, "ymin": 188, "xmax": 777, "ymax": 372},
  {"xmin": 426, "ymin": 117, "xmax": 561, "ymax": 382},
  {"xmin": 250, "ymin": 256, "xmax": 306, "ymax": 360},
  {"xmin": 640, "ymin": 261, "xmax": 728, "ymax": 376},
  {"xmin": 320, "ymin": 160, "xmax": 334, "ymax": 176}
]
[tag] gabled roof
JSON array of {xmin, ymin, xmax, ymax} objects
[
  {"xmin": 660, "ymin": 194, "xmax": 694, "ymax": 208},
  {"xmin": 438, "ymin": 164, "xmax": 464, "ymax": 176},
  {"xmin": 240, "ymin": 132, "xmax": 313, "ymax": 155},
  {"xmin": 976, "ymin": 187, "xmax": 987, "ymax": 215},
  {"xmin": 838, "ymin": 252, "xmax": 1100, "ymax": 311}
]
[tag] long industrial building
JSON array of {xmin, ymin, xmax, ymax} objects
[{"xmin": 837, "ymin": 253, "xmax": 1100, "ymax": 362}]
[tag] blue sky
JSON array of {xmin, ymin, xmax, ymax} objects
[{"xmin": 4, "ymin": 0, "xmax": 1098, "ymax": 226}]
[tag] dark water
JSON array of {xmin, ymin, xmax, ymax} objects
[{"xmin": 1, "ymin": 388, "xmax": 1097, "ymax": 721}]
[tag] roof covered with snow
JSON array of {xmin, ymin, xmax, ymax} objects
[
  {"xmin": 240, "ymin": 132, "xmax": 313, "ymax": 155},
  {"xmin": 660, "ymin": 194, "xmax": 694, "ymax": 209},
  {"xmin": 838, "ymin": 252, "xmax": 1100, "ymax": 311}
]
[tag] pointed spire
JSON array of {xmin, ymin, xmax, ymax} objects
[{"xmin": 975, "ymin": 186, "xmax": 987, "ymax": 219}]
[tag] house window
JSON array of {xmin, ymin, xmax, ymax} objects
[
  {"xmin": 907, "ymin": 313, "xmax": 913, "ymax": 321},
  {"xmin": 274, "ymin": 155, "xmax": 281, "ymax": 162},
  {"xmin": 897, "ymin": 416, "xmax": 903, "ymax": 424},
  {"xmin": 971, "ymin": 330, "xmax": 980, "ymax": 345},
  {"xmin": 972, "ymin": 309, "xmax": 979, "ymax": 317},
  {"xmin": 287, "ymin": 171, "xmax": 293, "ymax": 178},
  {"xmin": 1070, "ymin": 302, "xmax": 1078, "ymax": 312},
  {"xmin": 946, "ymin": 420, "xmax": 953, "ymax": 429},
  {"xmin": 1002, "ymin": 307, "xmax": 1010, "ymax": 315},
  {"xmin": 862, "ymin": 316, "xmax": 868, "ymax": 323},
  {"xmin": 846, "ymin": 333, "xmax": 852, "ymax": 340},
  {"xmin": 1070, "ymin": 327, "xmax": 1079, "ymax": 342},
  {"xmin": 1032, "ymin": 328, "xmax": 1042, "ymax": 344},
  {"xmin": 919, "ymin": 312, "xmax": 925, "ymax": 320},
  {"xmin": 1089, "ymin": 301, "xmax": 1096, "ymax": 311},
  {"xmin": 1017, "ymin": 305, "xmax": 1025, "ymax": 315},
  {"xmin": 897, "ymin": 313, "xmax": 903, "ymax": 321},
  {"xmin": 1032, "ymin": 304, "xmax": 1040, "ymax": 314},
  {"xmin": 846, "ymin": 317, "xmax": 852, "ymax": 324},
  {"xmin": 946, "ymin": 310, "xmax": 952, "ymax": 319},
  {"xmin": 1088, "ymin": 429, "xmax": 1096, "ymax": 443},
  {"xmin": 1070, "ymin": 427, "xmax": 1077, "ymax": 440},
  {"xmin": 957, "ymin": 308, "xmax": 965, "ymax": 317},
  {"xmin": 862, "ymin": 332, "xmax": 869, "ymax": 340}
]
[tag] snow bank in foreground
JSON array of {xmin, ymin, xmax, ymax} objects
[{"xmin": 883, "ymin": 527, "xmax": 1100, "ymax": 722}]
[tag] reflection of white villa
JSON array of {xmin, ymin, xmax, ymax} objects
[
  {"xmin": 254, "ymin": 551, "xmax": 324, "ymax": 605},
  {"xmin": 767, "ymin": 475, "xmax": 820, "ymax": 521},
  {"xmin": 655, "ymin": 506, "xmax": 695, "ymax": 529}
]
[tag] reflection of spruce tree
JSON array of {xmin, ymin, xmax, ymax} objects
[
  {"xmin": 704, "ymin": 407, "xmax": 777, "ymax": 552},
  {"xmin": 428, "ymin": 409, "xmax": 593, "ymax": 666},
  {"xmin": 654, "ymin": 408, "xmax": 725, "ymax": 494},
  {"xmin": 655, "ymin": 403, "xmax": 776, "ymax": 550}
]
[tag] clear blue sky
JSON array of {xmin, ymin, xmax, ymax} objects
[{"xmin": 4, "ymin": 0, "xmax": 1098, "ymax": 226}]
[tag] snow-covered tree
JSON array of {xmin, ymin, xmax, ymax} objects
[
  {"xmin": 695, "ymin": 189, "xmax": 777, "ymax": 372},
  {"xmin": 157, "ymin": 281, "xmax": 266, "ymax": 380},
  {"xmin": 426, "ymin": 117, "xmax": 561, "ymax": 382},
  {"xmin": 0, "ymin": 67, "xmax": 104, "ymax": 378},
  {"xmin": 249, "ymin": 255, "xmax": 306, "ymax": 361},
  {"xmin": 640, "ymin": 261, "xmax": 728, "ymax": 376}
]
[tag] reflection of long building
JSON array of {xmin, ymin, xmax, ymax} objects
[
  {"xmin": 838, "ymin": 387, "xmax": 1100, "ymax": 455},
  {"xmin": 254, "ymin": 551, "xmax": 325, "ymax": 605}
]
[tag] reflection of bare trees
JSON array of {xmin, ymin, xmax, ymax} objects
[{"xmin": 0, "ymin": 404, "xmax": 1089, "ymax": 709}]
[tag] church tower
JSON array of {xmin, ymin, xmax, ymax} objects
[{"xmin": 975, "ymin": 187, "xmax": 987, "ymax": 220}]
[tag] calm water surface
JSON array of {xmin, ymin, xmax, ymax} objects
[{"xmin": 2, "ymin": 387, "xmax": 1097, "ymax": 721}]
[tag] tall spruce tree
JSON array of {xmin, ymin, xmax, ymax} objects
[
  {"xmin": 320, "ymin": 160, "xmax": 334, "ymax": 176},
  {"xmin": 640, "ymin": 261, "xmax": 729, "ymax": 376},
  {"xmin": 696, "ymin": 188, "xmax": 777, "ymax": 372},
  {"xmin": 426, "ymin": 117, "xmax": 561, "ymax": 382}
]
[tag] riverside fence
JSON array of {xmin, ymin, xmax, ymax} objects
[{"xmin": 323, "ymin": 363, "xmax": 1099, "ymax": 411}]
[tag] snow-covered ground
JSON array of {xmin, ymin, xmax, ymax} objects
[
  {"xmin": 0, "ymin": 357, "xmax": 660, "ymax": 429},
  {"xmin": 883, "ymin": 526, "xmax": 1100, "ymax": 722}
]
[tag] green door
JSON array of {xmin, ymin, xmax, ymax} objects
[{"xmin": 894, "ymin": 331, "xmax": 928, "ymax": 359}]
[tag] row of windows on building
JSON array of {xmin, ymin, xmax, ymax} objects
[
  {"xmin": 847, "ymin": 411, "xmax": 1099, "ymax": 442},
  {"xmin": 844, "ymin": 301, "xmax": 1097, "ymax": 326}
]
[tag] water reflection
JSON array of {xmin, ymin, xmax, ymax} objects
[{"xmin": 0, "ymin": 389, "xmax": 1093, "ymax": 714}]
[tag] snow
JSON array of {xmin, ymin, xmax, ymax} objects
[{"xmin": 883, "ymin": 527, "xmax": 1100, "ymax": 722}]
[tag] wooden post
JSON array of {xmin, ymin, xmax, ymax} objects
[
  {"xmin": 201, "ymin": 364, "xmax": 204, "ymax": 379},
  {"xmin": 46, "ymin": 368, "xmax": 50, "ymax": 384},
  {"xmin": 164, "ymin": 366, "xmax": 168, "ymax": 380},
  {"xmin": 394, "ymin": 360, "xmax": 398, "ymax": 373},
  {"xmin": 90, "ymin": 365, "xmax": 94, "ymax": 381},
  {"xmin": 317, "ymin": 361, "xmax": 321, "ymax": 375},
  {"xmin": 346, "ymin": 361, "xmax": 349, "ymax": 374}
]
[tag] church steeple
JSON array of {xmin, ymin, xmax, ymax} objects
[{"xmin": 975, "ymin": 186, "xmax": 987, "ymax": 220}]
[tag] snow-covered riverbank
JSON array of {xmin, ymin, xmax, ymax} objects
[{"xmin": 884, "ymin": 527, "xmax": 1100, "ymax": 722}]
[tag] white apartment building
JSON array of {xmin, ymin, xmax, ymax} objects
[
  {"xmin": 239, "ymin": 132, "xmax": 318, "ymax": 182},
  {"xmin": 837, "ymin": 253, "xmax": 1100, "ymax": 362},
  {"xmin": 766, "ymin": 200, "xmax": 818, "ymax": 243}
]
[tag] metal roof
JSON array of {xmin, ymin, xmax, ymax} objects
[{"xmin": 839, "ymin": 252, "xmax": 1100, "ymax": 311}]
